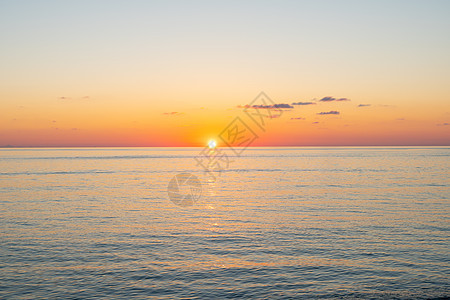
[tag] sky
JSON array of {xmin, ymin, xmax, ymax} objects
[{"xmin": 1, "ymin": 0, "xmax": 449, "ymax": 147}]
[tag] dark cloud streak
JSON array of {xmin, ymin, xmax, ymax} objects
[
  {"xmin": 319, "ymin": 96, "xmax": 350, "ymax": 102},
  {"xmin": 292, "ymin": 101, "xmax": 316, "ymax": 106},
  {"xmin": 317, "ymin": 111, "xmax": 340, "ymax": 115}
]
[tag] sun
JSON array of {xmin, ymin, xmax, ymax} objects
[{"xmin": 208, "ymin": 139, "xmax": 217, "ymax": 149}]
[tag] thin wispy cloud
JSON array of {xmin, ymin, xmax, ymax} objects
[
  {"xmin": 317, "ymin": 111, "xmax": 340, "ymax": 115},
  {"xmin": 437, "ymin": 122, "xmax": 449, "ymax": 126},
  {"xmin": 238, "ymin": 103, "xmax": 293, "ymax": 109},
  {"xmin": 290, "ymin": 117, "xmax": 305, "ymax": 120},
  {"xmin": 57, "ymin": 96, "xmax": 90, "ymax": 101},
  {"xmin": 358, "ymin": 104, "xmax": 371, "ymax": 107},
  {"xmin": 163, "ymin": 112, "xmax": 183, "ymax": 115},
  {"xmin": 319, "ymin": 96, "xmax": 350, "ymax": 102}
]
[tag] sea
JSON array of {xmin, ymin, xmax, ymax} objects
[{"xmin": 0, "ymin": 147, "xmax": 449, "ymax": 299}]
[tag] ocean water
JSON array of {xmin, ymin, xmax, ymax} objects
[{"xmin": 0, "ymin": 147, "xmax": 449, "ymax": 299}]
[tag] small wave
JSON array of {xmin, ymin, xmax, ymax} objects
[
  {"xmin": 0, "ymin": 170, "xmax": 115, "ymax": 176},
  {"xmin": 0, "ymin": 155, "xmax": 195, "ymax": 160}
]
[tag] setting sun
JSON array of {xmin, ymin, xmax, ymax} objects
[{"xmin": 208, "ymin": 139, "xmax": 217, "ymax": 149}]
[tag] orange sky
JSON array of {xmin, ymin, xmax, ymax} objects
[{"xmin": 1, "ymin": 92, "xmax": 448, "ymax": 146}]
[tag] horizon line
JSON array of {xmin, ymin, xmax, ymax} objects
[{"xmin": 1, "ymin": 145, "xmax": 450, "ymax": 148}]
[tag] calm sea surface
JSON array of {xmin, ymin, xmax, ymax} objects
[{"xmin": 0, "ymin": 147, "xmax": 449, "ymax": 299}]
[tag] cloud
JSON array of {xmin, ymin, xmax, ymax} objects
[
  {"xmin": 238, "ymin": 103, "xmax": 293, "ymax": 109},
  {"xmin": 317, "ymin": 111, "xmax": 340, "ymax": 115},
  {"xmin": 273, "ymin": 103, "xmax": 294, "ymax": 108},
  {"xmin": 290, "ymin": 117, "xmax": 305, "ymax": 120},
  {"xmin": 358, "ymin": 104, "xmax": 371, "ymax": 107},
  {"xmin": 312, "ymin": 122, "xmax": 319, "ymax": 124},
  {"xmin": 163, "ymin": 112, "xmax": 182, "ymax": 115},
  {"xmin": 292, "ymin": 101, "xmax": 316, "ymax": 106},
  {"xmin": 57, "ymin": 96, "xmax": 71, "ymax": 100},
  {"xmin": 319, "ymin": 96, "xmax": 350, "ymax": 102},
  {"xmin": 437, "ymin": 122, "xmax": 449, "ymax": 126}
]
